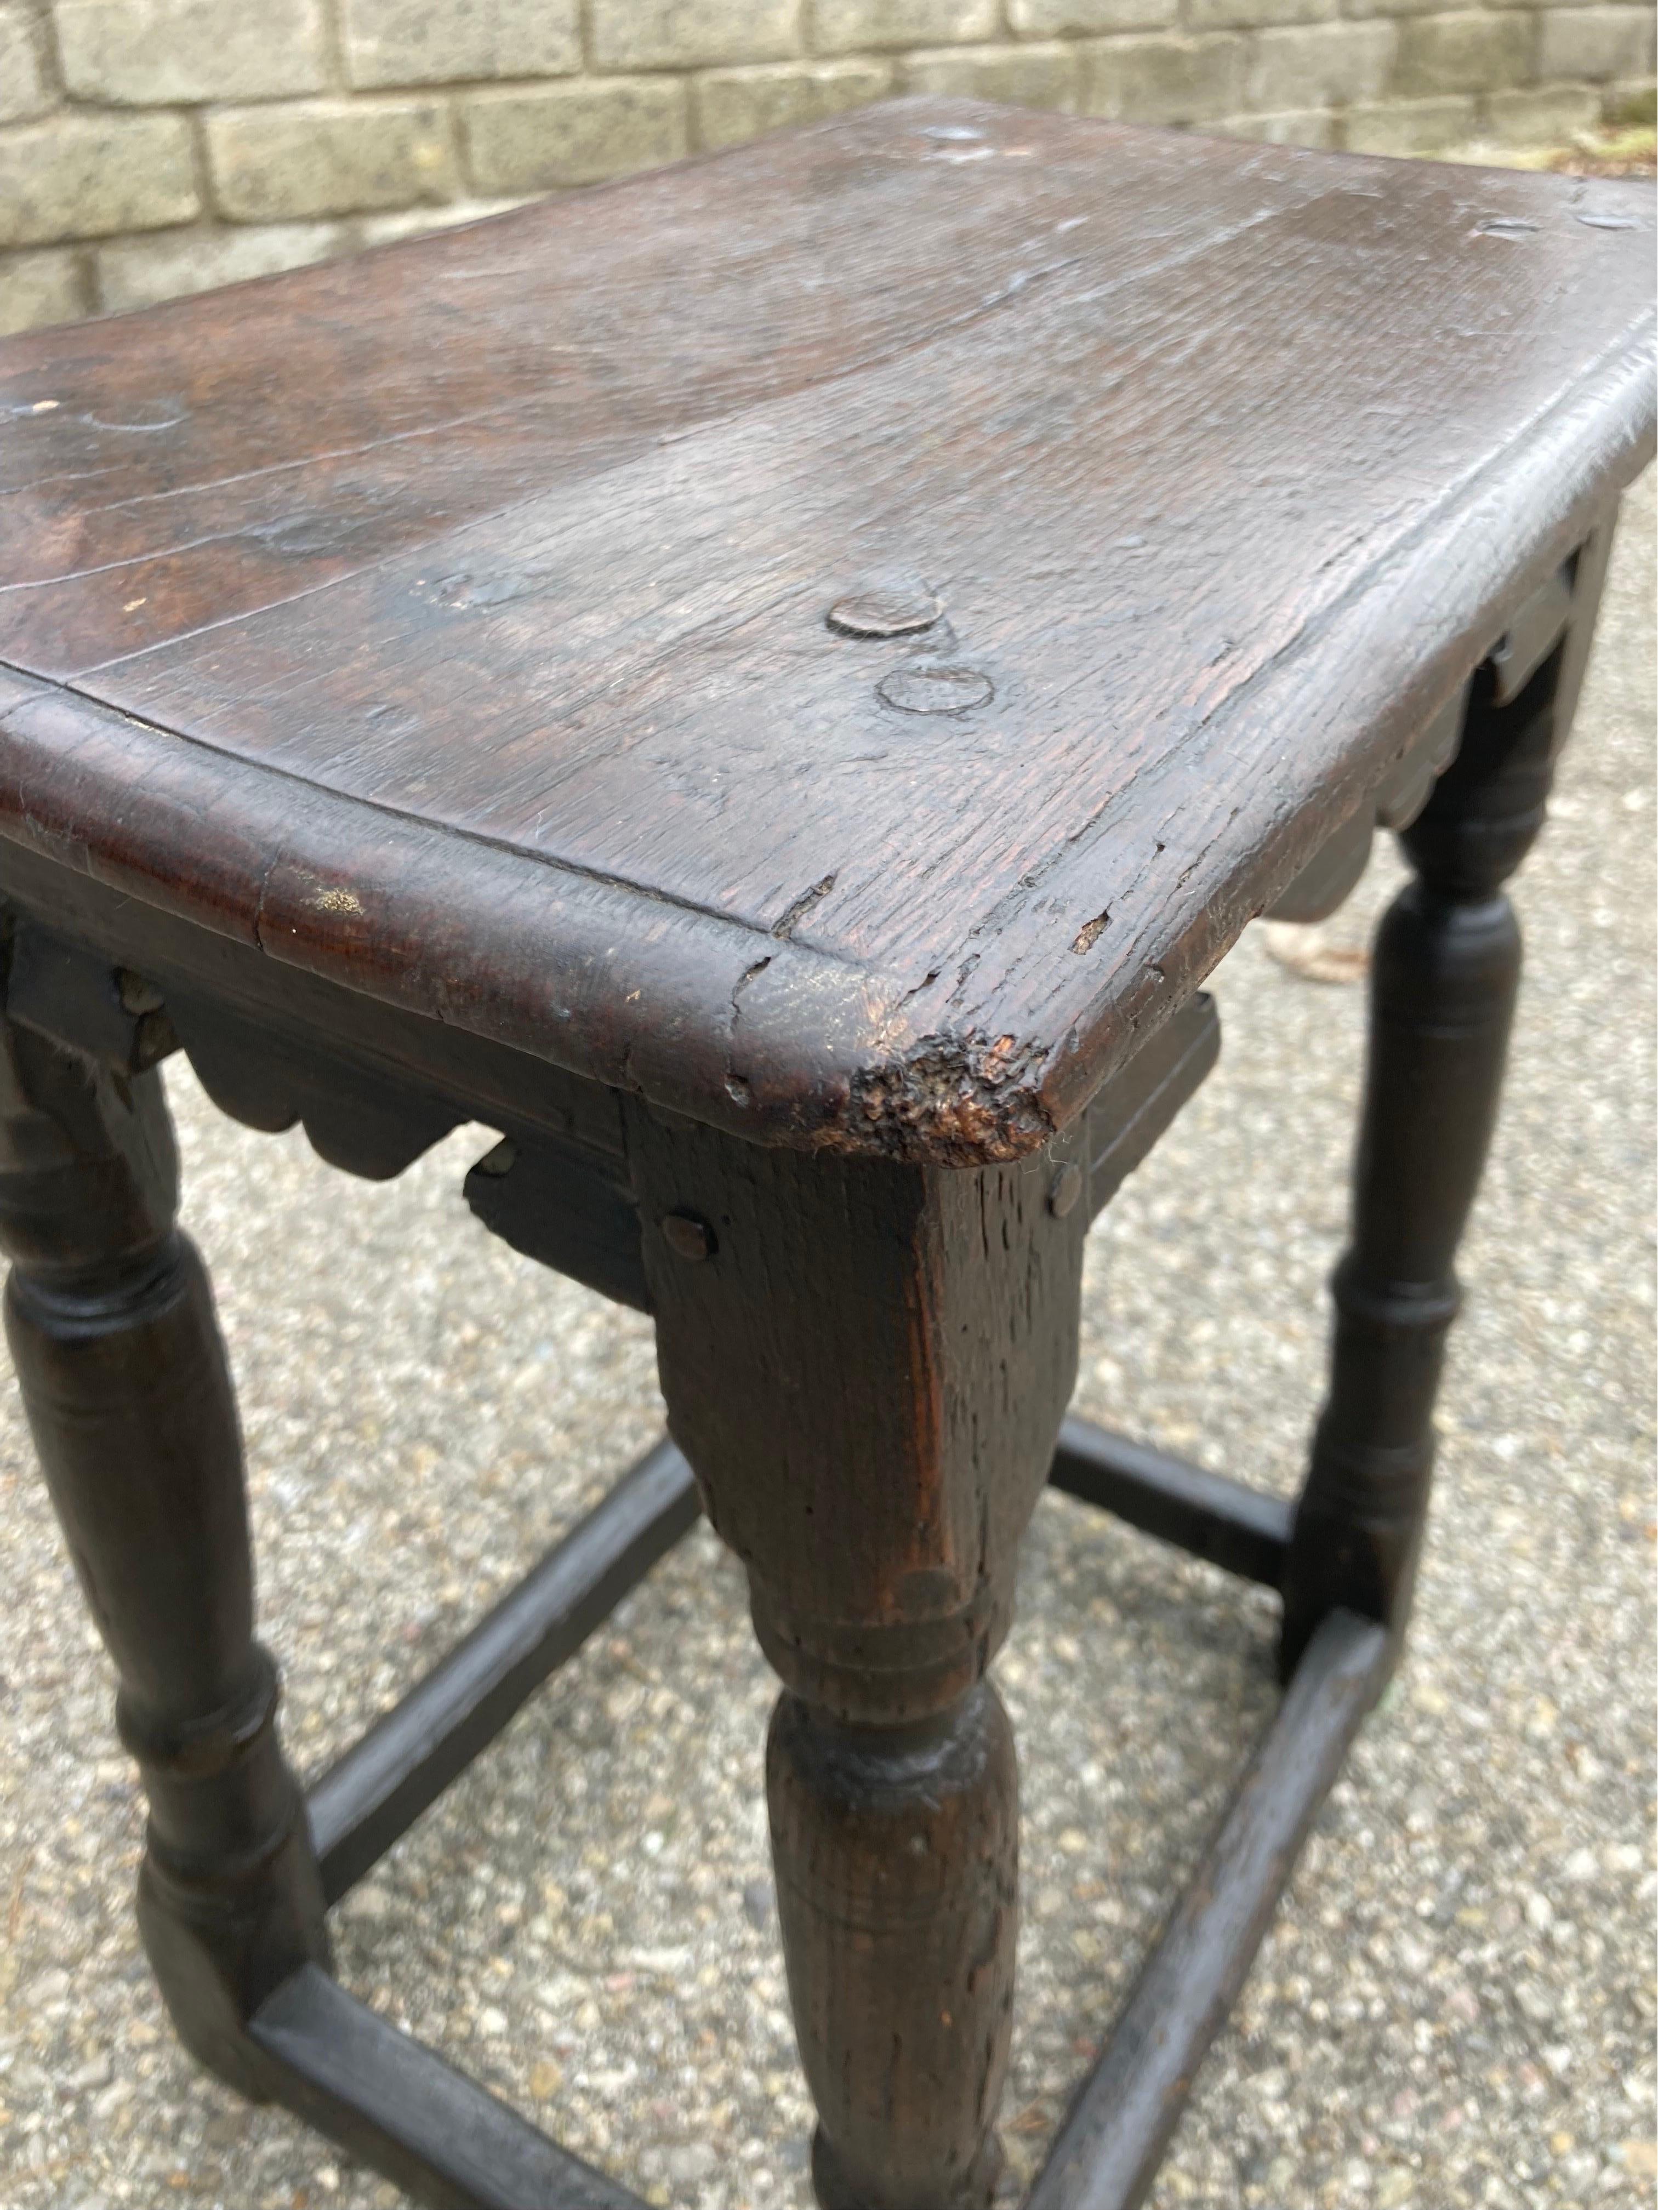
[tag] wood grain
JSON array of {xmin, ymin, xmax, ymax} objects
[
  {"xmin": 629, "ymin": 1105, "xmax": 1091, "ymax": 2203},
  {"xmin": 0, "ymin": 102, "xmax": 1651, "ymax": 1161}
]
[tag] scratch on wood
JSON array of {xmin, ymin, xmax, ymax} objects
[{"xmin": 771, "ymin": 874, "xmax": 837, "ymax": 941}]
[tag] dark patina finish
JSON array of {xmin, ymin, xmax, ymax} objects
[{"xmin": 0, "ymin": 96, "xmax": 1651, "ymax": 2210}]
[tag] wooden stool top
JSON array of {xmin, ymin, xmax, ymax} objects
[{"xmin": 0, "ymin": 100, "xmax": 1651, "ymax": 1162}]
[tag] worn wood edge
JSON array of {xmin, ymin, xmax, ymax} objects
[
  {"xmin": 306, "ymin": 1439, "xmax": 699, "ymax": 1903},
  {"xmin": 1015, "ymin": 314, "xmax": 1657, "ymax": 1139},
  {"xmin": 0, "ymin": 322, "xmax": 1649, "ymax": 1165},
  {"xmin": 0, "ymin": 835, "xmax": 635, "ymax": 1162},
  {"xmin": 1027, "ymin": 1610, "xmax": 1393, "ymax": 2209},
  {"xmin": 249, "ymin": 1964, "xmax": 641, "ymax": 2209},
  {"xmin": 0, "ymin": 660, "xmax": 1051, "ymax": 1164},
  {"xmin": 0, "ymin": 664, "xmax": 920, "ymax": 1150}
]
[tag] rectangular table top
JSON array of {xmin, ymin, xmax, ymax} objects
[{"xmin": 0, "ymin": 100, "xmax": 1651, "ymax": 1161}]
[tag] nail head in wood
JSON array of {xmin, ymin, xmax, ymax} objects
[
  {"xmin": 660, "ymin": 1210, "xmax": 715, "ymax": 1262},
  {"xmin": 116, "ymin": 970, "xmax": 167, "ymax": 1016},
  {"xmin": 1049, "ymin": 1162, "xmax": 1083, "ymax": 1218},
  {"xmin": 825, "ymin": 582, "xmax": 942, "ymax": 640},
  {"xmin": 877, "ymin": 660, "xmax": 994, "ymax": 715}
]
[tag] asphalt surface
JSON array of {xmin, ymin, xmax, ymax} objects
[{"xmin": 0, "ymin": 470, "xmax": 1649, "ymax": 2210}]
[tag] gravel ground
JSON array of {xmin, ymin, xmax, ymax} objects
[{"xmin": 0, "ymin": 470, "xmax": 1651, "ymax": 2211}]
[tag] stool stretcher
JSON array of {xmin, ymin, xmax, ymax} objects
[
  {"xmin": 250, "ymin": 1964, "xmax": 640, "ymax": 2209},
  {"xmin": 1030, "ymin": 1610, "xmax": 1391, "ymax": 2208},
  {"xmin": 307, "ymin": 1438, "xmax": 700, "ymax": 1903},
  {"xmin": 269, "ymin": 1424, "xmax": 1358, "ymax": 2208},
  {"xmin": 1048, "ymin": 1413, "xmax": 1292, "ymax": 1590},
  {"xmin": 307, "ymin": 1417, "xmax": 1296, "ymax": 1906}
]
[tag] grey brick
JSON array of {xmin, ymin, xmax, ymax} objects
[
  {"xmin": 594, "ymin": 0, "xmax": 800, "ymax": 69},
  {"xmin": 810, "ymin": 0, "xmax": 998, "ymax": 55},
  {"xmin": 0, "ymin": 246, "xmax": 86, "ymax": 332},
  {"xmin": 461, "ymin": 77, "xmax": 688, "ymax": 192},
  {"xmin": 96, "ymin": 221, "xmax": 344, "ymax": 311},
  {"xmin": 0, "ymin": 114, "xmax": 197, "ymax": 247},
  {"xmin": 1084, "ymin": 32, "xmax": 1247, "ymax": 121},
  {"xmin": 55, "ymin": 0, "xmax": 326, "ymax": 103},
  {"xmin": 1200, "ymin": 0, "xmax": 1340, "ymax": 28},
  {"xmin": 1394, "ymin": 11, "xmax": 1534, "ymax": 95},
  {"xmin": 695, "ymin": 58, "xmax": 890, "ymax": 147},
  {"xmin": 1246, "ymin": 21, "xmax": 1395, "ymax": 107},
  {"xmin": 1195, "ymin": 0, "xmax": 1335, "ymax": 27},
  {"xmin": 0, "ymin": 7, "xmax": 51, "ymax": 124},
  {"xmin": 207, "ymin": 100, "xmax": 455, "ymax": 223},
  {"xmin": 1537, "ymin": 5, "xmax": 1654, "ymax": 79},
  {"xmin": 1342, "ymin": 90, "xmax": 1475, "ymax": 143},
  {"xmin": 1340, "ymin": 0, "xmax": 1463, "ymax": 24},
  {"xmin": 1220, "ymin": 104, "xmax": 1338, "ymax": 139},
  {"xmin": 898, "ymin": 39, "xmax": 1082, "ymax": 102},
  {"xmin": 1603, "ymin": 76, "xmax": 1655, "ymax": 120},
  {"xmin": 1486, "ymin": 79, "xmax": 1602, "ymax": 136},
  {"xmin": 1009, "ymin": 0, "xmax": 1172, "ymax": 28},
  {"xmin": 343, "ymin": 0, "xmax": 580, "ymax": 88}
]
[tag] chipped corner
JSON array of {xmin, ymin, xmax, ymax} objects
[{"xmin": 836, "ymin": 1029, "xmax": 1058, "ymax": 1166}]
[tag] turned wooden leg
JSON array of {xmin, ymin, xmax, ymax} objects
[
  {"xmin": 768, "ymin": 1681, "xmax": 1019, "ymax": 2210},
  {"xmin": 0, "ymin": 1017, "xmax": 328, "ymax": 2095},
  {"xmin": 1280, "ymin": 516, "xmax": 1616, "ymax": 1674},
  {"xmin": 629, "ymin": 1106, "xmax": 1089, "ymax": 2208}
]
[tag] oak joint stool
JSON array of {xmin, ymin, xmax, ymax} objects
[{"xmin": 0, "ymin": 98, "xmax": 1651, "ymax": 2211}]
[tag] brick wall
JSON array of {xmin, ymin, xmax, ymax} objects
[{"xmin": 2, "ymin": 0, "xmax": 1652, "ymax": 333}]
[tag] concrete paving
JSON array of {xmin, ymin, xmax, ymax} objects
[{"xmin": 0, "ymin": 470, "xmax": 1650, "ymax": 2212}]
